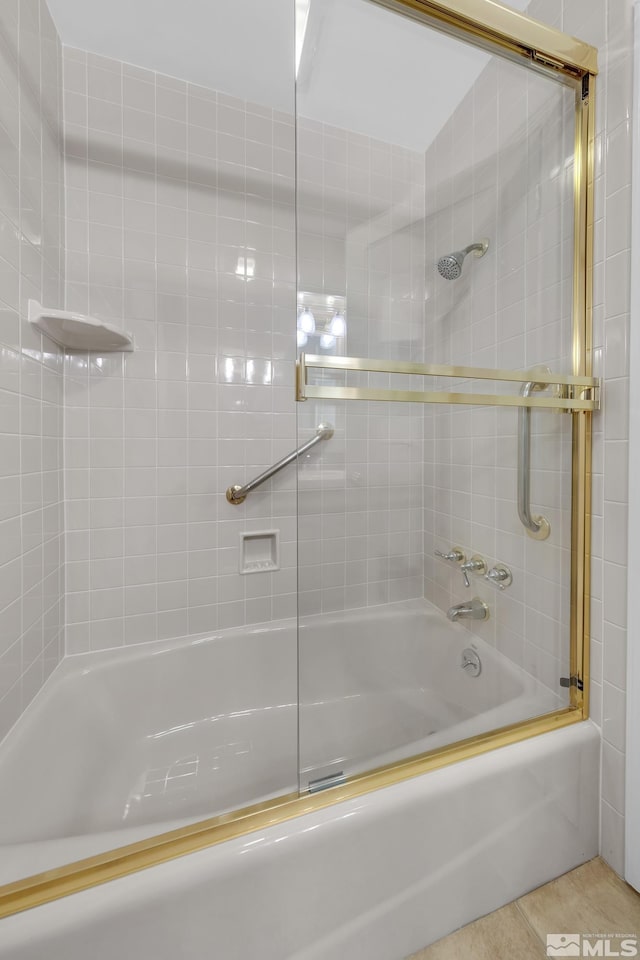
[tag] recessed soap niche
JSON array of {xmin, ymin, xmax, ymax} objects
[{"xmin": 239, "ymin": 530, "xmax": 280, "ymax": 575}]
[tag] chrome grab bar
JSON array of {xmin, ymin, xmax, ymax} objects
[
  {"xmin": 226, "ymin": 423, "xmax": 334, "ymax": 505},
  {"xmin": 518, "ymin": 382, "xmax": 551, "ymax": 540}
]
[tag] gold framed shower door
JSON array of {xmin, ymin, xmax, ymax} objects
[{"xmin": 0, "ymin": 0, "xmax": 597, "ymax": 921}]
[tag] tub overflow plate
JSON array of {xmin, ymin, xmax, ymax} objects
[{"xmin": 461, "ymin": 648, "xmax": 481, "ymax": 678}]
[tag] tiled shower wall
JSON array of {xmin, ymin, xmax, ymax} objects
[
  {"xmin": 422, "ymin": 51, "xmax": 575, "ymax": 695},
  {"xmin": 0, "ymin": 1, "xmax": 65, "ymax": 741},
  {"xmin": 296, "ymin": 119, "xmax": 426, "ymax": 616},
  {"xmin": 62, "ymin": 48, "xmax": 299, "ymax": 650},
  {"xmin": 61, "ymin": 47, "xmax": 428, "ymax": 648}
]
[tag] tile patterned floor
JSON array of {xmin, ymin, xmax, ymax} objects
[{"xmin": 408, "ymin": 858, "xmax": 640, "ymax": 959}]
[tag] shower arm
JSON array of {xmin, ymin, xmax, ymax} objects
[
  {"xmin": 517, "ymin": 381, "xmax": 551, "ymax": 540},
  {"xmin": 226, "ymin": 423, "xmax": 334, "ymax": 505}
]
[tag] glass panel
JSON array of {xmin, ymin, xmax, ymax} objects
[
  {"xmin": 296, "ymin": 0, "xmax": 577, "ymax": 790},
  {"xmin": 0, "ymin": 1, "xmax": 298, "ymax": 886}
]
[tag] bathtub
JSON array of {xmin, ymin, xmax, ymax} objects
[
  {"xmin": 0, "ymin": 599, "xmax": 599, "ymax": 958},
  {"xmin": 0, "ymin": 598, "xmax": 561, "ymax": 882},
  {"xmin": 0, "ymin": 724, "xmax": 599, "ymax": 959}
]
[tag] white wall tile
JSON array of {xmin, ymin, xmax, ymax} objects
[
  {"xmin": 422, "ymin": 48, "xmax": 574, "ymax": 702},
  {"xmin": 0, "ymin": 0, "xmax": 65, "ymax": 741},
  {"xmin": 62, "ymin": 49, "xmax": 300, "ymax": 647}
]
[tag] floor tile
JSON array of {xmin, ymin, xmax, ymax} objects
[
  {"xmin": 408, "ymin": 902, "xmax": 547, "ymax": 960},
  {"xmin": 517, "ymin": 857, "xmax": 640, "ymax": 945},
  {"xmin": 407, "ymin": 858, "xmax": 640, "ymax": 959}
]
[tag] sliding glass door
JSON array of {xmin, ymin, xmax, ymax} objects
[{"xmin": 295, "ymin": 0, "xmax": 593, "ymax": 792}]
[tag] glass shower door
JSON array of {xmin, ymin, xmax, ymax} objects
[{"xmin": 295, "ymin": 0, "xmax": 589, "ymax": 792}]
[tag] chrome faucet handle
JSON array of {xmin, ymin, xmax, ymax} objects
[
  {"xmin": 459, "ymin": 555, "xmax": 486, "ymax": 588},
  {"xmin": 484, "ymin": 565, "xmax": 512, "ymax": 590},
  {"xmin": 434, "ymin": 547, "xmax": 465, "ymax": 565}
]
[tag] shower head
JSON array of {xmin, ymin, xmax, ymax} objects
[{"xmin": 437, "ymin": 238, "xmax": 489, "ymax": 280}]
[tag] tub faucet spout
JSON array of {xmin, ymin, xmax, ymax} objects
[{"xmin": 447, "ymin": 597, "xmax": 489, "ymax": 622}]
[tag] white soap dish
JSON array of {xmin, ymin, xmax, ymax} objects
[
  {"xmin": 28, "ymin": 300, "xmax": 134, "ymax": 352},
  {"xmin": 239, "ymin": 530, "xmax": 280, "ymax": 575}
]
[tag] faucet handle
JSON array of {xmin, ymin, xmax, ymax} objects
[
  {"xmin": 459, "ymin": 555, "xmax": 486, "ymax": 588},
  {"xmin": 435, "ymin": 547, "xmax": 465, "ymax": 564},
  {"xmin": 484, "ymin": 564, "xmax": 512, "ymax": 590}
]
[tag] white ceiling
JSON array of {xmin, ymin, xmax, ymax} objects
[
  {"xmin": 46, "ymin": 0, "xmax": 296, "ymax": 110},
  {"xmin": 298, "ymin": 0, "xmax": 491, "ymax": 151},
  {"xmin": 46, "ymin": 0, "xmax": 531, "ymax": 152}
]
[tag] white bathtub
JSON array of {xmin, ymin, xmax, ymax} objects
[
  {"xmin": 0, "ymin": 722, "xmax": 599, "ymax": 960},
  {"xmin": 0, "ymin": 599, "xmax": 561, "ymax": 883},
  {"xmin": 298, "ymin": 599, "xmax": 562, "ymax": 787},
  {"xmin": 0, "ymin": 599, "xmax": 598, "ymax": 959}
]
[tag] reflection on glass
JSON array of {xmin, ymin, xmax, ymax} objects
[{"xmin": 298, "ymin": 293, "xmax": 347, "ymax": 355}]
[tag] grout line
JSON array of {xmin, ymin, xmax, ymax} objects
[{"xmin": 513, "ymin": 897, "xmax": 549, "ymax": 953}]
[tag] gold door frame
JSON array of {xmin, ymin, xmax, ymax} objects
[
  {"xmin": 296, "ymin": 354, "xmax": 600, "ymax": 409},
  {"xmin": 0, "ymin": 0, "xmax": 597, "ymax": 920}
]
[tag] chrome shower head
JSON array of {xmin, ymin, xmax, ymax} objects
[
  {"xmin": 437, "ymin": 238, "xmax": 489, "ymax": 280},
  {"xmin": 437, "ymin": 250, "xmax": 465, "ymax": 280}
]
